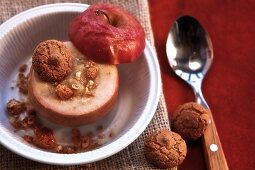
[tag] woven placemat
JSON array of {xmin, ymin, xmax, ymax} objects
[{"xmin": 0, "ymin": 0, "xmax": 175, "ymax": 169}]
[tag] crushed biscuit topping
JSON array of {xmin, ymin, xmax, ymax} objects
[
  {"xmin": 5, "ymin": 97, "xmax": 101, "ymax": 153},
  {"xmin": 5, "ymin": 59, "xmax": 105, "ymax": 154},
  {"xmin": 17, "ymin": 72, "xmax": 28, "ymax": 94},
  {"xmin": 55, "ymin": 84, "xmax": 74, "ymax": 100},
  {"xmin": 34, "ymin": 127, "xmax": 57, "ymax": 149},
  {"xmin": 85, "ymin": 60, "xmax": 98, "ymax": 79},
  {"xmin": 86, "ymin": 67, "xmax": 98, "ymax": 79},
  {"xmin": 55, "ymin": 59, "xmax": 99, "ymax": 99},
  {"xmin": 7, "ymin": 99, "xmax": 26, "ymax": 115}
]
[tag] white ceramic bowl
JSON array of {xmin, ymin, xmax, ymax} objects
[{"xmin": 0, "ymin": 3, "xmax": 161, "ymax": 165}]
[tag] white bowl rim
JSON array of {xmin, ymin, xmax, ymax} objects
[{"xmin": 0, "ymin": 3, "xmax": 161, "ymax": 165}]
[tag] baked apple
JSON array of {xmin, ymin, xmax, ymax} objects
[
  {"xmin": 69, "ymin": 3, "xmax": 145, "ymax": 64},
  {"xmin": 28, "ymin": 40, "xmax": 119, "ymax": 126}
]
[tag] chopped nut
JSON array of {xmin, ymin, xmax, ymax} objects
[
  {"xmin": 6, "ymin": 99, "xmax": 26, "ymax": 115},
  {"xmin": 71, "ymin": 83, "xmax": 81, "ymax": 90},
  {"xmin": 55, "ymin": 145, "xmax": 63, "ymax": 152},
  {"xmin": 55, "ymin": 84, "xmax": 74, "ymax": 100},
  {"xmin": 88, "ymin": 80, "xmax": 94, "ymax": 86},
  {"xmin": 85, "ymin": 87, "xmax": 94, "ymax": 97},
  {"xmin": 75, "ymin": 71, "xmax": 82, "ymax": 81},
  {"xmin": 87, "ymin": 80, "xmax": 97, "ymax": 89}
]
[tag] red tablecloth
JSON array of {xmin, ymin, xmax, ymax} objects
[{"xmin": 149, "ymin": 0, "xmax": 255, "ymax": 169}]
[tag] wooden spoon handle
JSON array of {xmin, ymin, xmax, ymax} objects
[{"xmin": 202, "ymin": 112, "xmax": 229, "ymax": 170}]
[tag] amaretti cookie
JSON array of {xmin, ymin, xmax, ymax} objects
[
  {"xmin": 171, "ymin": 102, "xmax": 210, "ymax": 141},
  {"xmin": 28, "ymin": 40, "xmax": 119, "ymax": 126},
  {"xmin": 144, "ymin": 130, "xmax": 187, "ymax": 169}
]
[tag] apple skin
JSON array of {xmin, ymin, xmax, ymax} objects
[{"xmin": 68, "ymin": 3, "xmax": 145, "ymax": 64}]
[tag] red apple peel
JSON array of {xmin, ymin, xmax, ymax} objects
[{"xmin": 68, "ymin": 3, "xmax": 145, "ymax": 64}]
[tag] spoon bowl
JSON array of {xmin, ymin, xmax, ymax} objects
[
  {"xmin": 166, "ymin": 16, "xmax": 213, "ymax": 108},
  {"xmin": 166, "ymin": 15, "xmax": 228, "ymax": 169}
]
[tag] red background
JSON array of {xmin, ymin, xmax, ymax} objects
[{"xmin": 148, "ymin": 0, "xmax": 255, "ymax": 169}]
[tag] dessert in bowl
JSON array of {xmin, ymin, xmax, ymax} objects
[
  {"xmin": 29, "ymin": 40, "xmax": 119, "ymax": 126},
  {"xmin": 0, "ymin": 3, "xmax": 161, "ymax": 165}
]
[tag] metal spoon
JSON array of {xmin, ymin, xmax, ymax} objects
[{"xmin": 166, "ymin": 15, "xmax": 228, "ymax": 170}]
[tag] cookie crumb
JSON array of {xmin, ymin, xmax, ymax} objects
[
  {"xmin": 86, "ymin": 67, "xmax": 98, "ymax": 79},
  {"xmin": 171, "ymin": 102, "xmax": 210, "ymax": 141},
  {"xmin": 85, "ymin": 60, "xmax": 98, "ymax": 79},
  {"xmin": 55, "ymin": 84, "xmax": 74, "ymax": 100},
  {"xmin": 144, "ymin": 130, "xmax": 187, "ymax": 169},
  {"xmin": 6, "ymin": 99, "xmax": 26, "ymax": 115},
  {"xmin": 21, "ymin": 115, "xmax": 36, "ymax": 128},
  {"xmin": 33, "ymin": 127, "xmax": 56, "ymax": 149},
  {"xmin": 17, "ymin": 73, "xmax": 28, "ymax": 94},
  {"xmin": 19, "ymin": 64, "xmax": 27, "ymax": 72},
  {"xmin": 9, "ymin": 117, "xmax": 23, "ymax": 129},
  {"xmin": 23, "ymin": 135, "xmax": 34, "ymax": 143}
]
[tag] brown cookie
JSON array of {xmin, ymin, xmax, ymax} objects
[
  {"xmin": 144, "ymin": 130, "xmax": 187, "ymax": 169},
  {"xmin": 171, "ymin": 102, "xmax": 210, "ymax": 141},
  {"xmin": 55, "ymin": 84, "xmax": 74, "ymax": 100},
  {"xmin": 32, "ymin": 40, "xmax": 72, "ymax": 82}
]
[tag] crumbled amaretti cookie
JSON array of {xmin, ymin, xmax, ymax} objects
[
  {"xmin": 6, "ymin": 99, "xmax": 26, "ymax": 115},
  {"xmin": 171, "ymin": 102, "xmax": 210, "ymax": 141},
  {"xmin": 32, "ymin": 40, "xmax": 72, "ymax": 82},
  {"xmin": 33, "ymin": 127, "xmax": 57, "ymax": 150},
  {"xmin": 86, "ymin": 66, "xmax": 98, "ymax": 79},
  {"xmin": 55, "ymin": 84, "xmax": 74, "ymax": 100},
  {"xmin": 85, "ymin": 61, "xmax": 98, "ymax": 79},
  {"xmin": 144, "ymin": 130, "xmax": 187, "ymax": 169}
]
